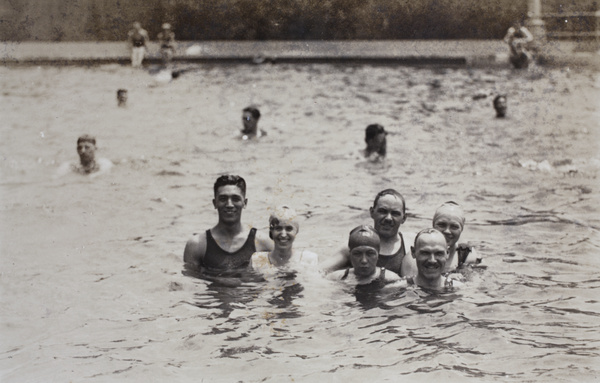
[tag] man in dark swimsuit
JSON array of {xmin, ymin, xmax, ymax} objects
[
  {"xmin": 183, "ymin": 175, "xmax": 273, "ymax": 270},
  {"xmin": 327, "ymin": 225, "xmax": 401, "ymax": 285},
  {"xmin": 321, "ymin": 189, "xmax": 417, "ymax": 277}
]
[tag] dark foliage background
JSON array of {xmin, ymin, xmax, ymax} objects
[{"xmin": 0, "ymin": 0, "xmax": 596, "ymax": 41}]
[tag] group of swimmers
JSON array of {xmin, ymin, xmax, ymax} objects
[{"xmin": 183, "ymin": 174, "xmax": 483, "ymax": 292}]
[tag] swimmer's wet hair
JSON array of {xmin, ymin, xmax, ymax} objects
[
  {"xmin": 413, "ymin": 228, "xmax": 444, "ymax": 249},
  {"xmin": 493, "ymin": 95, "xmax": 507, "ymax": 108},
  {"xmin": 243, "ymin": 106, "xmax": 261, "ymax": 120},
  {"xmin": 365, "ymin": 124, "xmax": 386, "ymax": 141},
  {"xmin": 77, "ymin": 134, "xmax": 96, "ymax": 146},
  {"xmin": 213, "ymin": 175, "xmax": 246, "ymax": 196},
  {"xmin": 372, "ymin": 189, "xmax": 406, "ymax": 215}
]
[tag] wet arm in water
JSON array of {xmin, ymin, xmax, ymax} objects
[
  {"xmin": 319, "ymin": 246, "xmax": 350, "ymax": 274},
  {"xmin": 183, "ymin": 233, "xmax": 207, "ymax": 268}
]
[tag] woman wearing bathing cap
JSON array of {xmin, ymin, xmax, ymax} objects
[
  {"xmin": 432, "ymin": 201, "xmax": 482, "ymax": 272},
  {"xmin": 327, "ymin": 225, "xmax": 401, "ymax": 285},
  {"xmin": 250, "ymin": 206, "xmax": 318, "ymax": 273}
]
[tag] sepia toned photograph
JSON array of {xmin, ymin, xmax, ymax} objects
[{"xmin": 1, "ymin": 0, "xmax": 599, "ymax": 381}]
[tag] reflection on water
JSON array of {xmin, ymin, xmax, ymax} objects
[{"xmin": 0, "ymin": 63, "xmax": 599, "ymax": 381}]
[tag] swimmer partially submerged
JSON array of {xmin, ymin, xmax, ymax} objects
[
  {"xmin": 327, "ymin": 225, "xmax": 401, "ymax": 286},
  {"xmin": 240, "ymin": 106, "xmax": 266, "ymax": 140},
  {"xmin": 250, "ymin": 205, "xmax": 318, "ymax": 273},
  {"xmin": 432, "ymin": 201, "xmax": 482, "ymax": 272},
  {"xmin": 56, "ymin": 135, "xmax": 113, "ymax": 178}
]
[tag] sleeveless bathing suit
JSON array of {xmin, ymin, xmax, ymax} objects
[
  {"xmin": 376, "ymin": 233, "xmax": 406, "ymax": 276},
  {"xmin": 202, "ymin": 228, "xmax": 257, "ymax": 270}
]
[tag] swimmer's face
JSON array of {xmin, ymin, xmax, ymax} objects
[
  {"xmin": 494, "ymin": 98, "xmax": 507, "ymax": 118},
  {"xmin": 77, "ymin": 141, "xmax": 96, "ymax": 165},
  {"xmin": 213, "ymin": 185, "xmax": 247, "ymax": 224},
  {"xmin": 433, "ymin": 214, "xmax": 463, "ymax": 248},
  {"xmin": 350, "ymin": 245, "xmax": 379, "ymax": 278},
  {"xmin": 370, "ymin": 194, "xmax": 406, "ymax": 240},
  {"xmin": 270, "ymin": 218, "xmax": 298, "ymax": 249},
  {"xmin": 412, "ymin": 232, "xmax": 448, "ymax": 281},
  {"xmin": 242, "ymin": 111, "xmax": 257, "ymax": 134}
]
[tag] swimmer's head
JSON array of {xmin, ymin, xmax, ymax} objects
[
  {"xmin": 162, "ymin": 23, "xmax": 171, "ymax": 30},
  {"xmin": 117, "ymin": 89, "xmax": 128, "ymax": 107},
  {"xmin": 493, "ymin": 95, "xmax": 507, "ymax": 118},
  {"xmin": 348, "ymin": 225, "xmax": 380, "ymax": 252},
  {"xmin": 411, "ymin": 228, "xmax": 448, "ymax": 281},
  {"xmin": 213, "ymin": 174, "xmax": 247, "ymax": 197},
  {"xmin": 77, "ymin": 134, "xmax": 96, "ymax": 166},
  {"xmin": 365, "ymin": 124, "xmax": 387, "ymax": 156},
  {"xmin": 268, "ymin": 205, "xmax": 300, "ymax": 244},
  {"xmin": 348, "ymin": 225, "xmax": 380, "ymax": 277},
  {"xmin": 372, "ymin": 189, "xmax": 406, "ymax": 215},
  {"xmin": 133, "ymin": 22, "xmax": 141, "ymax": 29},
  {"xmin": 432, "ymin": 201, "xmax": 465, "ymax": 248},
  {"xmin": 242, "ymin": 106, "xmax": 261, "ymax": 135}
]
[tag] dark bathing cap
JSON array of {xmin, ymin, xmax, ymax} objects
[{"xmin": 348, "ymin": 225, "xmax": 380, "ymax": 252}]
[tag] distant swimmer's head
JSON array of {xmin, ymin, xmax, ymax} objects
[
  {"xmin": 411, "ymin": 228, "xmax": 448, "ymax": 281},
  {"xmin": 133, "ymin": 22, "xmax": 142, "ymax": 29},
  {"xmin": 117, "ymin": 89, "xmax": 128, "ymax": 107},
  {"xmin": 242, "ymin": 106, "xmax": 261, "ymax": 136},
  {"xmin": 162, "ymin": 23, "xmax": 171, "ymax": 30},
  {"xmin": 432, "ymin": 201, "xmax": 465, "ymax": 248},
  {"xmin": 364, "ymin": 124, "xmax": 387, "ymax": 157},
  {"xmin": 493, "ymin": 95, "xmax": 507, "ymax": 118},
  {"xmin": 370, "ymin": 189, "xmax": 407, "ymax": 240},
  {"xmin": 77, "ymin": 134, "xmax": 97, "ymax": 167},
  {"xmin": 213, "ymin": 175, "xmax": 248, "ymax": 223},
  {"xmin": 348, "ymin": 225, "xmax": 380, "ymax": 277},
  {"xmin": 269, "ymin": 205, "xmax": 300, "ymax": 247}
]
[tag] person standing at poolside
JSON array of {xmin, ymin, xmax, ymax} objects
[
  {"xmin": 157, "ymin": 23, "xmax": 176, "ymax": 66},
  {"xmin": 56, "ymin": 135, "xmax": 113, "ymax": 178},
  {"xmin": 183, "ymin": 175, "xmax": 273, "ymax": 270},
  {"xmin": 327, "ymin": 225, "xmax": 401, "ymax": 285},
  {"xmin": 407, "ymin": 228, "xmax": 460, "ymax": 290},
  {"xmin": 432, "ymin": 201, "xmax": 481, "ymax": 273},
  {"xmin": 251, "ymin": 205, "xmax": 318, "ymax": 273},
  {"xmin": 503, "ymin": 21, "xmax": 534, "ymax": 69},
  {"xmin": 128, "ymin": 22, "xmax": 149, "ymax": 68},
  {"xmin": 240, "ymin": 106, "xmax": 266, "ymax": 140},
  {"xmin": 321, "ymin": 189, "xmax": 417, "ymax": 277}
]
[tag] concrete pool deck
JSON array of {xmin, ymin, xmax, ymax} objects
[{"xmin": 1, "ymin": 40, "xmax": 598, "ymax": 68}]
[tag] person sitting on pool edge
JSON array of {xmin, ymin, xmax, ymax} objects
[
  {"xmin": 432, "ymin": 201, "xmax": 481, "ymax": 273},
  {"xmin": 327, "ymin": 225, "xmax": 401, "ymax": 286},
  {"xmin": 493, "ymin": 95, "xmax": 507, "ymax": 118},
  {"xmin": 183, "ymin": 175, "xmax": 273, "ymax": 270},
  {"xmin": 406, "ymin": 228, "xmax": 462, "ymax": 290},
  {"xmin": 250, "ymin": 205, "xmax": 319, "ymax": 272},
  {"xmin": 56, "ymin": 135, "xmax": 113, "ymax": 178},
  {"xmin": 320, "ymin": 189, "xmax": 417, "ymax": 277},
  {"xmin": 241, "ymin": 106, "xmax": 266, "ymax": 140},
  {"xmin": 363, "ymin": 124, "xmax": 387, "ymax": 162}
]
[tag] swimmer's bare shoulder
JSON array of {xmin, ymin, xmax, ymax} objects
[
  {"xmin": 326, "ymin": 269, "xmax": 348, "ymax": 281},
  {"xmin": 299, "ymin": 250, "xmax": 319, "ymax": 266},
  {"xmin": 254, "ymin": 230, "xmax": 274, "ymax": 252},
  {"xmin": 183, "ymin": 232, "xmax": 208, "ymax": 268}
]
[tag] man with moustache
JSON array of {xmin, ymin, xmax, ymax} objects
[
  {"xmin": 407, "ymin": 228, "xmax": 461, "ymax": 290},
  {"xmin": 183, "ymin": 175, "xmax": 273, "ymax": 270},
  {"xmin": 321, "ymin": 189, "xmax": 417, "ymax": 277}
]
